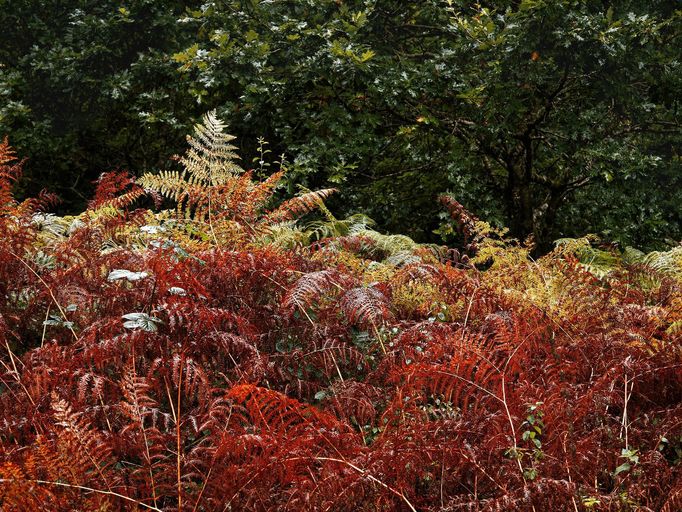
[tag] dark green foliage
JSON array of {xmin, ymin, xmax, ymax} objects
[
  {"xmin": 1, "ymin": 0, "xmax": 680, "ymax": 249},
  {"xmin": 0, "ymin": 0, "xmax": 203, "ymax": 209},
  {"xmin": 171, "ymin": 0, "xmax": 682, "ymax": 249}
]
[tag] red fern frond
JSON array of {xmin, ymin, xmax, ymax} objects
[
  {"xmin": 283, "ymin": 269, "xmax": 355, "ymax": 313},
  {"xmin": 50, "ymin": 395, "xmax": 117, "ymax": 490},
  {"xmin": 439, "ymin": 195, "xmax": 480, "ymax": 249},
  {"xmin": 340, "ymin": 286, "xmax": 393, "ymax": 329},
  {"xmin": 0, "ymin": 461, "xmax": 56, "ymax": 510},
  {"xmin": 89, "ymin": 171, "xmax": 146, "ymax": 211},
  {"xmin": 226, "ymin": 384, "xmax": 343, "ymax": 434},
  {"xmin": 0, "ymin": 137, "xmax": 24, "ymax": 215}
]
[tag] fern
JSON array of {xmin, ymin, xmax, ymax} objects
[
  {"xmin": 138, "ymin": 114, "xmax": 336, "ymax": 247},
  {"xmin": 641, "ymin": 246, "xmax": 682, "ymax": 277},
  {"xmin": 0, "ymin": 137, "xmax": 23, "ymax": 215},
  {"xmin": 340, "ymin": 286, "xmax": 393, "ymax": 328},
  {"xmin": 264, "ymin": 188, "xmax": 337, "ymax": 225},
  {"xmin": 138, "ymin": 170, "xmax": 193, "ymax": 203},
  {"xmin": 138, "ymin": 111, "xmax": 244, "ymax": 238},
  {"xmin": 2, "ymin": 144, "xmax": 682, "ymax": 511},
  {"xmin": 178, "ymin": 110, "xmax": 243, "ymax": 186},
  {"xmin": 284, "ymin": 269, "xmax": 354, "ymax": 312}
]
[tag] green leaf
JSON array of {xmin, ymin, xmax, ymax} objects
[
  {"xmin": 122, "ymin": 312, "xmax": 162, "ymax": 332},
  {"xmin": 360, "ymin": 50, "xmax": 375, "ymax": 62},
  {"xmin": 613, "ymin": 462, "xmax": 631, "ymax": 476}
]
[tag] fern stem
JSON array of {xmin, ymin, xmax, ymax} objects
[
  {"xmin": 0, "ymin": 478, "xmax": 163, "ymax": 511},
  {"xmin": 176, "ymin": 358, "xmax": 183, "ymax": 511},
  {"xmin": 129, "ymin": 355, "xmax": 159, "ymax": 509},
  {"xmin": 0, "ymin": 357, "xmax": 35, "ymax": 406},
  {"xmin": 41, "ymin": 303, "xmax": 50, "ymax": 347},
  {"xmin": 192, "ymin": 465, "xmax": 212, "ymax": 512},
  {"xmin": 8, "ymin": 250, "xmax": 79, "ymax": 341},
  {"xmin": 303, "ymin": 457, "xmax": 417, "ymax": 512},
  {"xmin": 207, "ymin": 190, "xmax": 219, "ymax": 247}
]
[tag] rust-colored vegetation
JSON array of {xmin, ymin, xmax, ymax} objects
[{"xmin": 0, "ymin": 116, "xmax": 680, "ymax": 511}]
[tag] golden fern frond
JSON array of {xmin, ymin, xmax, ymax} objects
[
  {"xmin": 666, "ymin": 320, "xmax": 682, "ymax": 336},
  {"xmin": 138, "ymin": 113, "xmax": 337, "ymax": 248},
  {"xmin": 642, "ymin": 246, "xmax": 682, "ymax": 277},
  {"xmin": 139, "ymin": 113, "xmax": 245, "ymax": 239},
  {"xmin": 264, "ymin": 188, "xmax": 337, "ymax": 224},
  {"xmin": 178, "ymin": 110, "xmax": 243, "ymax": 186},
  {"xmin": 138, "ymin": 170, "xmax": 190, "ymax": 202}
]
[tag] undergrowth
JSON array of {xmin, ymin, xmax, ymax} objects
[{"xmin": 0, "ymin": 118, "xmax": 680, "ymax": 511}]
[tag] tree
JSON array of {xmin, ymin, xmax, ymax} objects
[
  {"xmin": 1, "ymin": 1, "xmax": 680, "ymax": 249},
  {"xmin": 0, "ymin": 0, "xmax": 203, "ymax": 208},
  {"xmin": 174, "ymin": 0, "xmax": 682, "ymax": 249}
]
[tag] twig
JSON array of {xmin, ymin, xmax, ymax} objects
[{"xmin": 176, "ymin": 358, "xmax": 184, "ymax": 511}]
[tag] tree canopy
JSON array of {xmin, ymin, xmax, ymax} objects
[{"xmin": 1, "ymin": 0, "xmax": 680, "ymax": 250}]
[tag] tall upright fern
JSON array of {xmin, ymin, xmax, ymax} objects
[
  {"xmin": 138, "ymin": 112, "xmax": 334, "ymax": 247},
  {"xmin": 138, "ymin": 110, "xmax": 243, "ymax": 203},
  {"xmin": 178, "ymin": 110, "xmax": 243, "ymax": 186}
]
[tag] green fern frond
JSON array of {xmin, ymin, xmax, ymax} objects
[
  {"xmin": 307, "ymin": 213, "xmax": 375, "ymax": 240},
  {"xmin": 553, "ymin": 236, "xmax": 621, "ymax": 278},
  {"xmin": 257, "ymin": 221, "xmax": 310, "ymax": 249},
  {"xmin": 384, "ymin": 250, "xmax": 422, "ymax": 267},
  {"xmin": 350, "ymin": 227, "xmax": 418, "ymax": 256}
]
